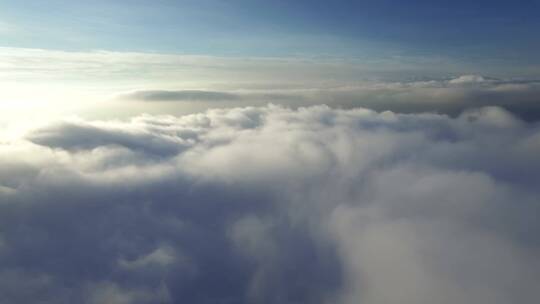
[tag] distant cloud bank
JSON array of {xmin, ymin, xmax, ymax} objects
[
  {"xmin": 119, "ymin": 75, "xmax": 540, "ymax": 121},
  {"xmin": 1, "ymin": 105, "xmax": 539, "ymax": 303},
  {"xmin": 1, "ymin": 47, "xmax": 540, "ymax": 122}
]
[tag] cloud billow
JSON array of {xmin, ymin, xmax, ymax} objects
[{"xmin": 0, "ymin": 105, "xmax": 539, "ymax": 303}]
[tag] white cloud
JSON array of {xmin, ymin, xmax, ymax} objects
[{"xmin": 0, "ymin": 105, "xmax": 539, "ymax": 303}]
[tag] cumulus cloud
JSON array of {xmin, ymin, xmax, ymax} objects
[{"xmin": 0, "ymin": 105, "xmax": 540, "ymax": 303}]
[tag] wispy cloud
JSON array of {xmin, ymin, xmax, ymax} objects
[{"xmin": 0, "ymin": 47, "xmax": 474, "ymax": 87}]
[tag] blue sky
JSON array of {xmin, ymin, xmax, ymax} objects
[{"xmin": 1, "ymin": 0, "xmax": 539, "ymax": 61}]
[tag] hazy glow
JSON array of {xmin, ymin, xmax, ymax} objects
[
  {"xmin": 0, "ymin": 1, "xmax": 539, "ymax": 302},
  {"xmin": 0, "ymin": 47, "xmax": 461, "ymax": 125},
  {"xmin": 2, "ymin": 47, "xmax": 540, "ymax": 132}
]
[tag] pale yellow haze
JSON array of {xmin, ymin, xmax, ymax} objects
[
  {"xmin": 0, "ymin": 46, "xmax": 450, "ymax": 120},
  {"xmin": 0, "ymin": 46, "xmax": 474, "ymax": 139}
]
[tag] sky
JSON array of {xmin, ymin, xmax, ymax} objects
[
  {"xmin": 1, "ymin": 0, "xmax": 540, "ymax": 122},
  {"xmin": 1, "ymin": 0, "xmax": 540, "ymax": 125},
  {"xmin": 1, "ymin": 1, "xmax": 540, "ymax": 303},
  {"xmin": 1, "ymin": 0, "xmax": 540, "ymax": 58}
]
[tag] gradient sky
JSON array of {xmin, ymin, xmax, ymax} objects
[
  {"xmin": 1, "ymin": 0, "xmax": 540, "ymax": 128},
  {"xmin": 1, "ymin": 0, "xmax": 539, "ymax": 60}
]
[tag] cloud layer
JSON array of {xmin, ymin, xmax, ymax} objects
[
  {"xmin": 1, "ymin": 105, "xmax": 540, "ymax": 303},
  {"xmin": 121, "ymin": 90, "xmax": 241, "ymax": 102},
  {"xmin": 119, "ymin": 76, "xmax": 540, "ymax": 121},
  {"xmin": 2, "ymin": 46, "xmax": 539, "ymax": 124}
]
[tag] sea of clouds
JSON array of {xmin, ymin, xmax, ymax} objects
[
  {"xmin": 1, "ymin": 105, "xmax": 539, "ymax": 303},
  {"xmin": 120, "ymin": 75, "xmax": 540, "ymax": 121}
]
